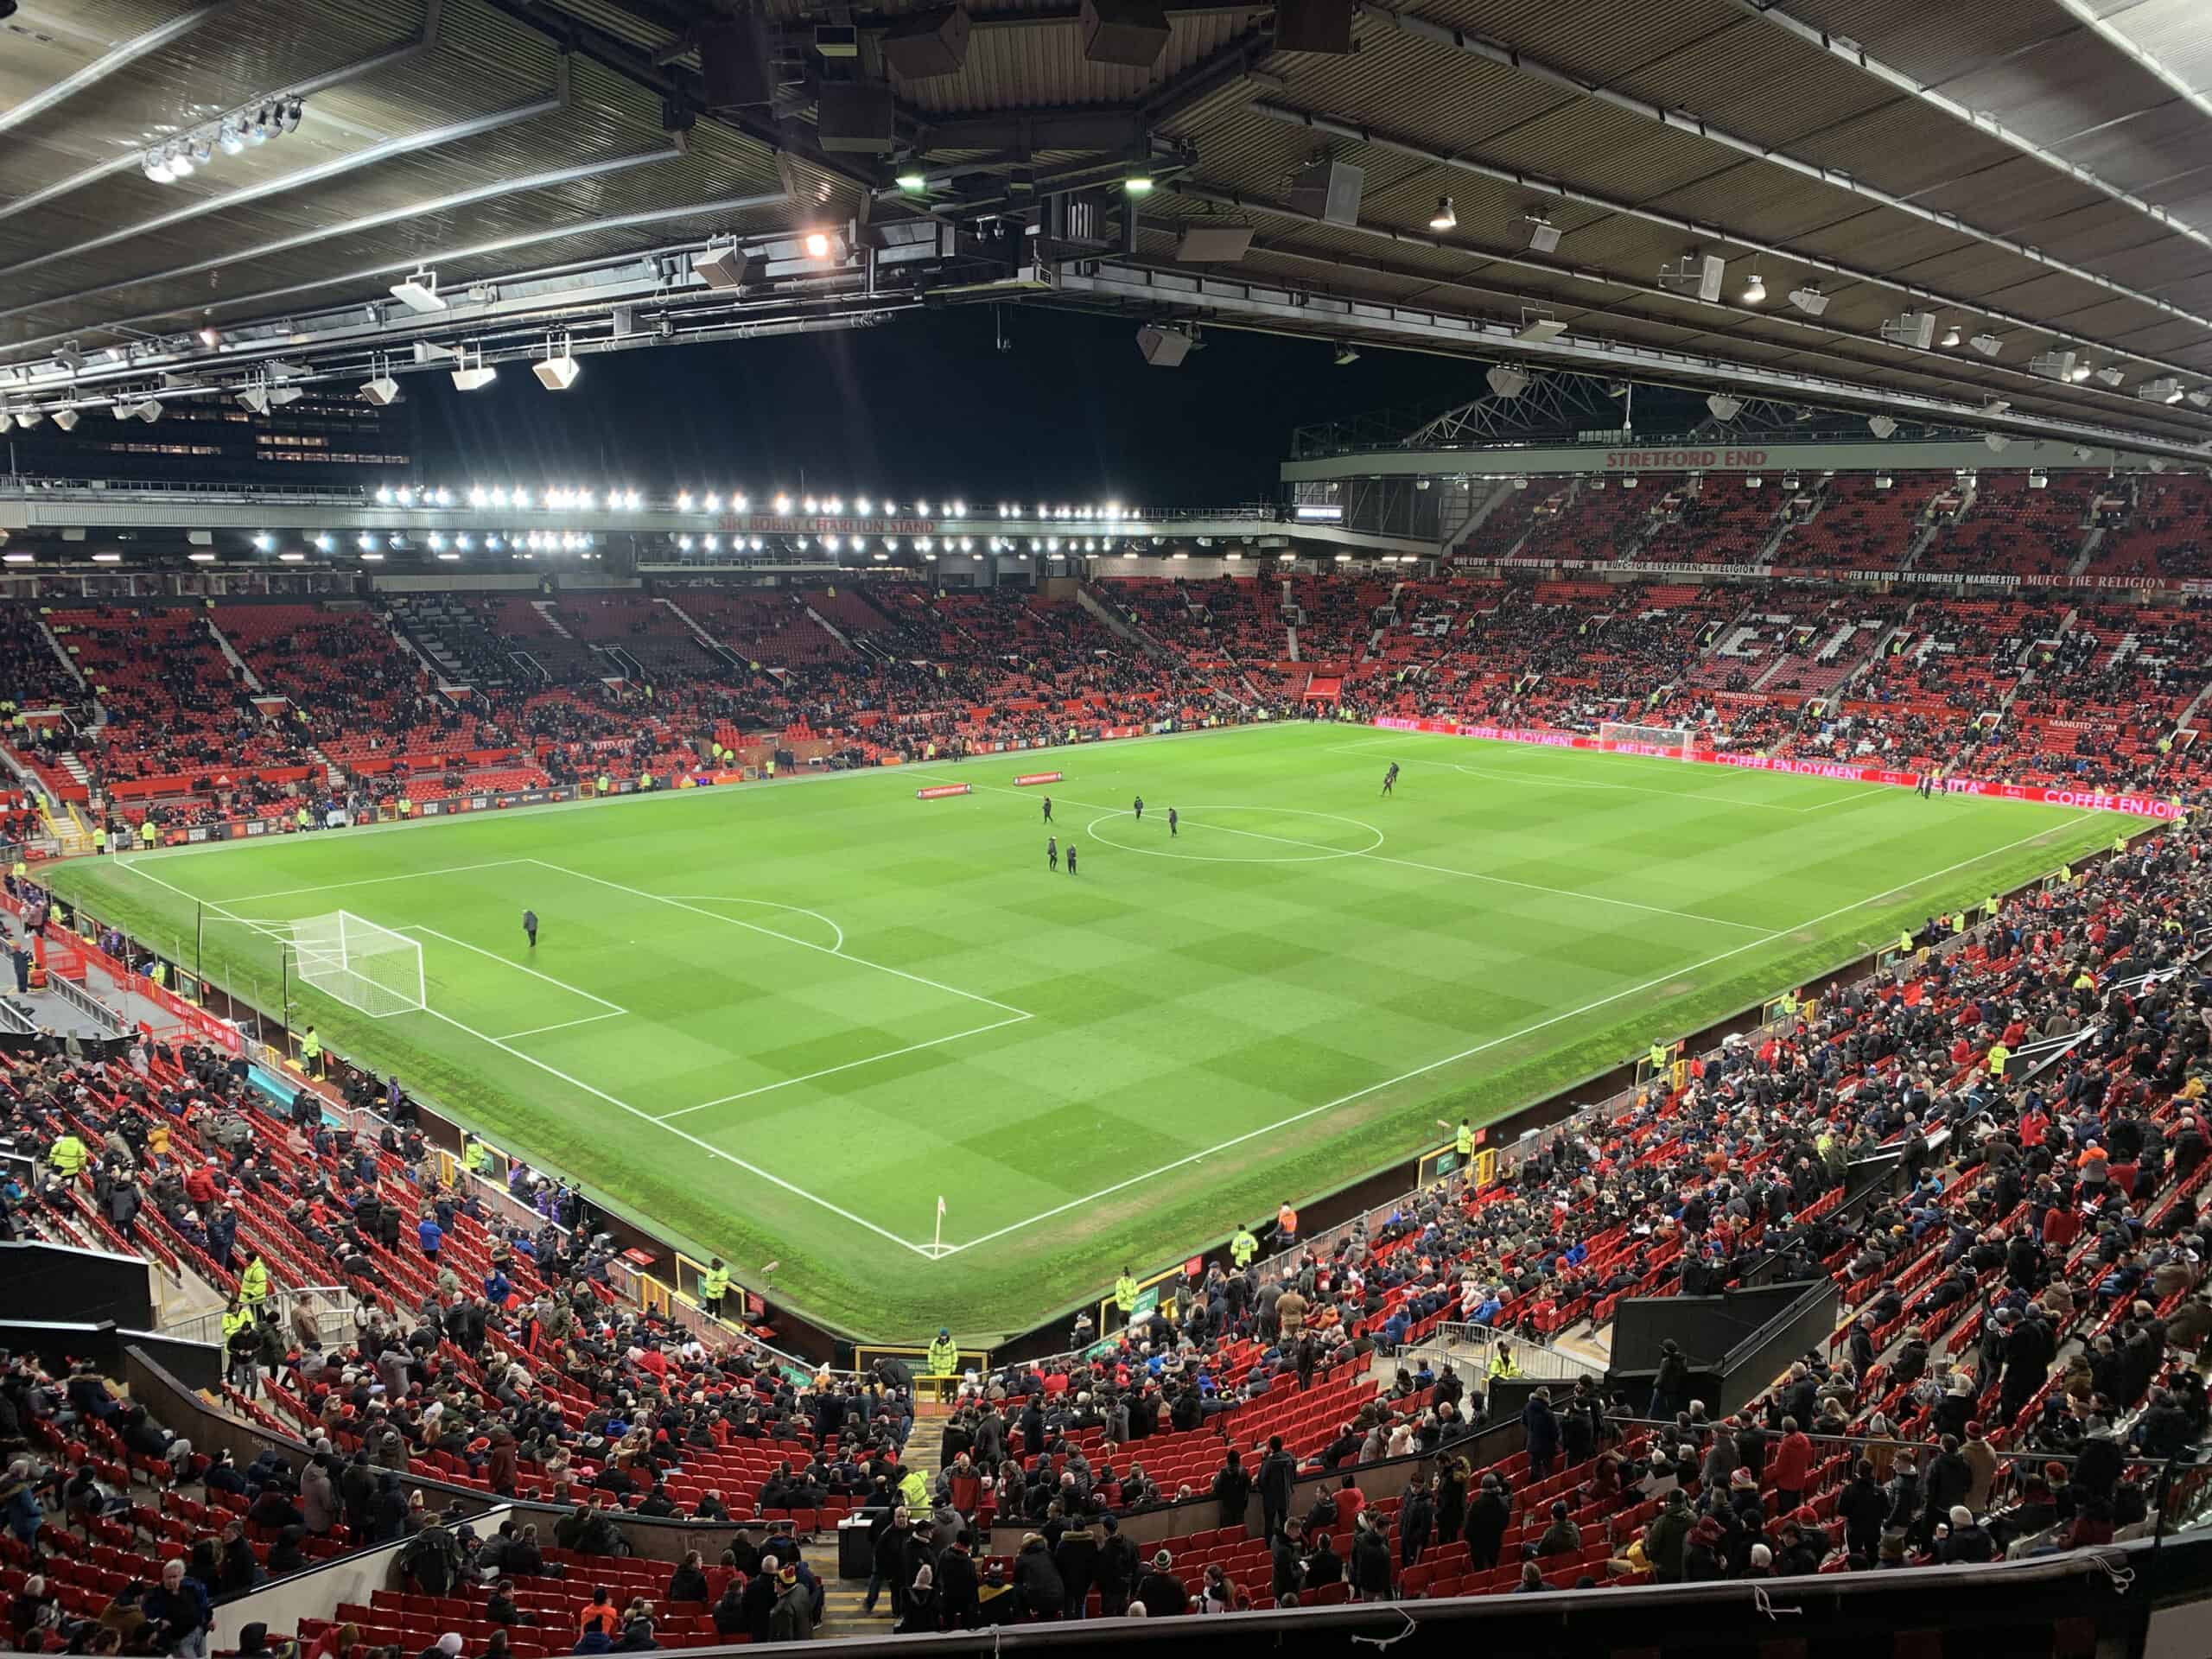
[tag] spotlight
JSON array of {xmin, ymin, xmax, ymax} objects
[
  {"xmin": 143, "ymin": 149, "xmax": 175, "ymax": 183},
  {"xmin": 803, "ymin": 232, "xmax": 833, "ymax": 259},
  {"xmin": 2095, "ymin": 365, "xmax": 2126, "ymax": 387},
  {"xmin": 1968, "ymin": 333, "xmax": 2002, "ymax": 358},
  {"xmin": 1786, "ymin": 284, "xmax": 1827, "ymax": 315},
  {"xmin": 1868, "ymin": 414, "xmax": 1897, "ymax": 439},
  {"xmin": 1707, "ymin": 393, "xmax": 1742, "ymax": 421},
  {"xmin": 10, "ymin": 404, "xmax": 39, "ymax": 429},
  {"xmin": 218, "ymin": 120, "xmax": 245, "ymax": 156},
  {"xmin": 1984, "ymin": 432, "xmax": 2010, "ymax": 452},
  {"xmin": 251, "ymin": 532, "xmax": 273, "ymax": 552},
  {"xmin": 1523, "ymin": 213, "xmax": 1560, "ymax": 252},
  {"xmin": 359, "ymin": 374, "xmax": 400, "ymax": 406},
  {"xmin": 248, "ymin": 104, "xmax": 272, "ymax": 145},
  {"xmin": 1740, "ymin": 272, "xmax": 1765, "ymax": 304},
  {"xmin": 1941, "ymin": 326, "xmax": 1961, "ymax": 348},
  {"xmin": 2189, "ymin": 389, "xmax": 2212, "ymax": 410},
  {"xmin": 390, "ymin": 270, "xmax": 446, "ymax": 313},
  {"xmin": 1122, "ymin": 166, "xmax": 1154, "ymax": 196},
  {"xmin": 1333, "ymin": 344, "xmax": 1359, "ymax": 366},
  {"xmin": 1485, "ymin": 365, "xmax": 1529, "ymax": 400},
  {"xmin": 895, "ymin": 168, "xmax": 927, "ymax": 192},
  {"xmin": 450, "ymin": 355, "xmax": 497, "ymax": 392},
  {"xmin": 1428, "ymin": 196, "xmax": 1456, "ymax": 232},
  {"xmin": 280, "ymin": 98, "xmax": 302, "ymax": 133},
  {"xmin": 166, "ymin": 142, "xmax": 194, "ymax": 178}
]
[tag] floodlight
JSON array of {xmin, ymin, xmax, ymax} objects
[
  {"xmin": 1868, "ymin": 414, "xmax": 1897, "ymax": 439},
  {"xmin": 1740, "ymin": 272, "xmax": 1765, "ymax": 305},
  {"xmin": 1428, "ymin": 196, "xmax": 1456, "ymax": 232},
  {"xmin": 1333, "ymin": 344, "xmax": 1359, "ymax": 365},
  {"xmin": 1516, "ymin": 315, "xmax": 1567, "ymax": 344},
  {"xmin": 1968, "ymin": 333, "xmax": 2002, "ymax": 357},
  {"xmin": 52, "ymin": 407, "xmax": 79, "ymax": 431},
  {"xmin": 1786, "ymin": 284, "xmax": 1827, "ymax": 315},
  {"xmin": 143, "ymin": 149, "xmax": 175, "ymax": 183},
  {"xmin": 1707, "ymin": 393, "xmax": 1742, "ymax": 422},
  {"xmin": 359, "ymin": 375, "xmax": 401, "ymax": 406},
  {"xmin": 2189, "ymin": 389, "xmax": 2212, "ymax": 409},
  {"xmin": 803, "ymin": 232, "xmax": 833, "ymax": 259},
  {"xmin": 1941, "ymin": 326, "xmax": 1961, "ymax": 347},
  {"xmin": 1485, "ymin": 365, "xmax": 1528, "ymax": 400},
  {"xmin": 390, "ymin": 270, "xmax": 446, "ymax": 313},
  {"xmin": 11, "ymin": 405, "xmax": 40, "ymax": 429},
  {"xmin": 1984, "ymin": 432, "xmax": 2010, "ymax": 453},
  {"xmin": 896, "ymin": 168, "xmax": 927, "ymax": 192},
  {"xmin": 2136, "ymin": 377, "xmax": 2184, "ymax": 404},
  {"xmin": 1524, "ymin": 213, "xmax": 1560, "ymax": 252},
  {"xmin": 450, "ymin": 350, "xmax": 498, "ymax": 391},
  {"xmin": 2095, "ymin": 366, "xmax": 2125, "ymax": 387},
  {"xmin": 267, "ymin": 385, "xmax": 303, "ymax": 406}
]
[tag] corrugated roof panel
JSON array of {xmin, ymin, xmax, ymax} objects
[
  {"xmin": 893, "ymin": 13, "xmax": 1247, "ymax": 113},
  {"xmin": 1402, "ymin": 0, "xmax": 1744, "ymax": 86},
  {"xmin": 1600, "ymin": 18, "xmax": 1899, "ymax": 146},
  {"xmin": 1936, "ymin": 33, "xmax": 2174, "ymax": 148},
  {"xmin": 1758, "ymin": 0, "xmax": 2075, "ymax": 88}
]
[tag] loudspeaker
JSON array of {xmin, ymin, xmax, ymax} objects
[
  {"xmin": 880, "ymin": 6, "xmax": 971, "ymax": 78},
  {"xmin": 1688, "ymin": 251, "xmax": 1724, "ymax": 302},
  {"xmin": 816, "ymin": 81, "xmax": 896, "ymax": 152},
  {"xmin": 1136, "ymin": 325, "xmax": 1192, "ymax": 367},
  {"xmin": 1288, "ymin": 158, "xmax": 1363, "ymax": 226},
  {"xmin": 691, "ymin": 247, "xmax": 754, "ymax": 290},
  {"xmin": 1274, "ymin": 0, "xmax": 1353, "ymax": 54},
  {"xmin": 1081, "ymin": 0, "xmax": 1170, "ymax": 67},
  {"xmin": 1175, "ymin": 226, "xmax": 1253, "ymax": 261},
  {"xmin": 698, "ymin": 15, "xmax": 773, "ymax": 109}
]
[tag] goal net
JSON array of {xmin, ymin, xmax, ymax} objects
[
  {"xmin": 292, "ymin": 912, "xmax": 425, "ymax": 1018},
  {"xmin": 1599, "ymin": 720, "xmax": 1695, "ymax": 759}
]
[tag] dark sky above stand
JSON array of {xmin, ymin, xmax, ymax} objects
[{"xmin": 410, "ymin": 307, "xmax": 1492, "ymax": 505}]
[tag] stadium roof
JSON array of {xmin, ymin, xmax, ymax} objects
[{"xmin": 2, "ymin": 0, "xmax": 2210, "ymax": 459}]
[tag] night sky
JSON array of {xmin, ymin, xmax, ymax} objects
[{"xmin": 410, "ymin": 307, "xmax": 1489, "ymax": 505}]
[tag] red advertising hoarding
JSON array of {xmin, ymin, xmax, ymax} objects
[{"xmin": 916, "ymin": 783, "xmax": 974, "ymax": 800}]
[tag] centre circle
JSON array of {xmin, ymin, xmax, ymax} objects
[{"xmin": 1080, "ymin": 805, "xmax": 1386, "ymax": 862}]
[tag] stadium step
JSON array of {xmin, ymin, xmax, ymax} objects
[{"xmin": 812, "ymin": 1421, "xmax": 952, "ymax": 1637}]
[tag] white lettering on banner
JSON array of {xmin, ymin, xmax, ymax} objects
[
  {"xmin": 720, "ymin": 514, "xmax": 937, "ymax": 536},
  {"xmin": 1368, "ymin": 718, "xmax": 2186, "ymax": 819}
]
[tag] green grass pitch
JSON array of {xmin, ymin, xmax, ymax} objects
[{"xmin": 46, "ymin": 722, "xmax": 2119, "ymax": 1344}]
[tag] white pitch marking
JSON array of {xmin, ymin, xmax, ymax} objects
[
  {"xmin": 213, "ymin": 859, "xmax": 538, "ymax": 905},
  {"xmin": 931, "ymin": 810, "xmax": 2099, "ymax": 1257},
  {"xmin": 396, "ymin": 925, "xmax": 626, "ymax": 1013},
  {"xmin": 523, "ymin": 857, "xmax": 1028, "ymax": 1018},
  {"xmin": 658, "ymin": 1011, "xmax": 1034, "ymax": 1119},
  {"xmin": 662, "ymin": 895, "xmax": 847, "ymax": 955},
  {"xmin": 493, "ymin": 1010, "xmax": 628, "ymax": 1042}
]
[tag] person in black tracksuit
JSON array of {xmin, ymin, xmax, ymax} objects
[
  {"xmin": 1047, "ymin": 836, "xmax": 1058, "ymax": 871},
  {"xmin": 1065, "ymin": 844, "xmax": 1077, "ymax": 875}
]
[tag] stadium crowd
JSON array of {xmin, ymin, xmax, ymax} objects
[{"xmin": 3, "ymin": 791, "xmax": 2209, "ymax": 1642}]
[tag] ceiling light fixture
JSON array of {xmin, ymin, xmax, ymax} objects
[
  {"xmin": 390, "ymin": 270, "xmax": 446, "ymax": 314},
  {"xmin": 1333, "ymin": 344, "xmax": 1359, "ymax": 366},
  {"xmin": 1740, "ymin": 271, "xmax": 1765, "ymax": 305},
  {"xmin": 1428, "ymin": 195, "xmax": 1456, "ymax": 232}
]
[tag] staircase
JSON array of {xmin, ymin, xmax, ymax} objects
[
  {"xmin": 203, "ymin": 613, "xmax": 264, "ymax": 692},
  {"xmin": 34, "ymin": 614, "xmax": 86, "ymax": 691},
  {"xmin": 816, "ymin": 1408, "xmax": 950, "ymax": 1637},
  {"xmin": 2067, "ymin": 527, "xmax": 2105, "ymax": 578},
  {"xmin": 529, "ymin": 599, "xmax": 575, "ymax": 639}
]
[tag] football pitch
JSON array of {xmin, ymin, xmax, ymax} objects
[{"xmin": 48, "ymin": 722, "xmax": 2119, "ymax": 1343}]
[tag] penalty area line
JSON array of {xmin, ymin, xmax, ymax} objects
[
  {"xmin": 421, "ymin": 1007, "xmax": 942, "ymax": 1257},
  {"xmin": 930, "ymin": 810, "xmax": 2095, "ymax": 1260},
  {"xmin": 657, "ymin": 1010, "xmax": 1034, "ymax": 1119}
]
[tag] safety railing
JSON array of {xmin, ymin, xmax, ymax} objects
[{"xmin": 165, "ymin": 1284, "xmax": 357, "ymax": 1350}]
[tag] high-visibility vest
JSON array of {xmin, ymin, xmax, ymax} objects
[
  {"xmin": 598, "ymin": 775, "xmax": 611, "ymax": 795},
  {"xmin": 10, "ymin": 859, "xmax": 24, "ymax": 880},
  {"xmin": 1986, "ymin": 1043, "xmax": 2010, "ymax": 1077},
  {"xmin": 899, "ymin": 1469, "xmax": 930, "ymax": 1516},
  {"xmin": 1113, "ymin": 1274, "xmax": 1139, "ymax": 1314},
  {"xmin": 925, "ymin": 1336, "xmax": 958, "ymax": 1376},
  {"xmin": 1486, "ymin": 1347, "xmax": 1518, "ymax": 1379},
  {"xmin": 1898, "ymin": 931, "xmax": 1914, "ymax": 952},
  {"xmin": 239, "ymin": 1258, "xmax": 270, "ymax": 1302},
  {"xmin": 1778, "ymin": 991, "xmax": 1797, "ymax": 1020},
  {"xmin": 1454, "ymin": 1124, "xmax": 1473, "ymax": 1157},
  {"xmin": 701, "ymin": 1265, "xmax": 730, "ymax": 1303},
  {"xmin": 49, "ymin": 1135, "xmax": 88, "ymax": 1177},
  {"xmin": 639, "ymin": 772, "xmax": 652, "ymax": 791},
  {"xmin": 221, "ymin": 1307, "xmax": 252, "ymax": 1344},
  {"xmin": 1649, "ymin": 1041, "xmax": 1669, "ymax": 1071},
  {"xmin": 92, "ymin": 827, "xmax": 106, "ymax": 851},
  {"xmin": 1230, "ymin": 1230, "xmax": 1258, "ymax": 1268},
  {"xmin": 1985, "ymin": 895, "xmax": 1999, "ymax": 918},
  {"xmin": 302, "ymin": 1032, "xmax": 321, "ymax": 1062},
  {"xmin": 296, "ymin": 809, "xmax": 310, "ymax": 829},
  {"xmin": 2059, "ymin": 864, "xmax": 2073, "ymax": 883},
  {"xmin": 139, "ymin": 823, "xmax": 156, "ymax": 847},
  {"xmin": 2115, "ymin": 834, "xmax": 2129, "ymax": 854},
  {"xmin": 398, "ymin": 798, "xmax": 413, "ymax": 818}
]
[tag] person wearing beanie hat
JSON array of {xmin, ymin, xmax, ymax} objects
[
  {"xmin": 1740, "ymin": 1543, "xmax": 1772, "ymax": 1578},
  {"xmin": 1135, "ymin": 1548, "xmax": 1186, "ymax": 1617},
  {"xmin": 769, "ymin": 1560, "xmax": 814, "ymax": 1642},
  {"xmin": 1940, "ymin": 1504, "xmax": 1995, "ymax": 1565}
]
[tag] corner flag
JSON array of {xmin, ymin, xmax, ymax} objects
[
  {"xmin": 931, "ymin": 1195, "xmax": 947, "ymax": 1257},
  {"xmin": 937, "ymin": 1196, "xmax": 947, "ymax": 1218}
]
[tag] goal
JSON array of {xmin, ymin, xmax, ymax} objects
[
  {"xmin": 1598, "ymin": 720, "xmax": 1696, "ymax": 759},
  {"xmin": 291, "ymin": 912, "xmax": 425, "ymax": 1018}
]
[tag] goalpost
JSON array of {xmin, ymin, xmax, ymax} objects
[
  {"xmin": 1598, "ymin": 720, "xmax": 1696, "ymax": 759},
  {"xmin": 291, "ymin": 912, "xmax": 426, "ymax": 1017}
]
